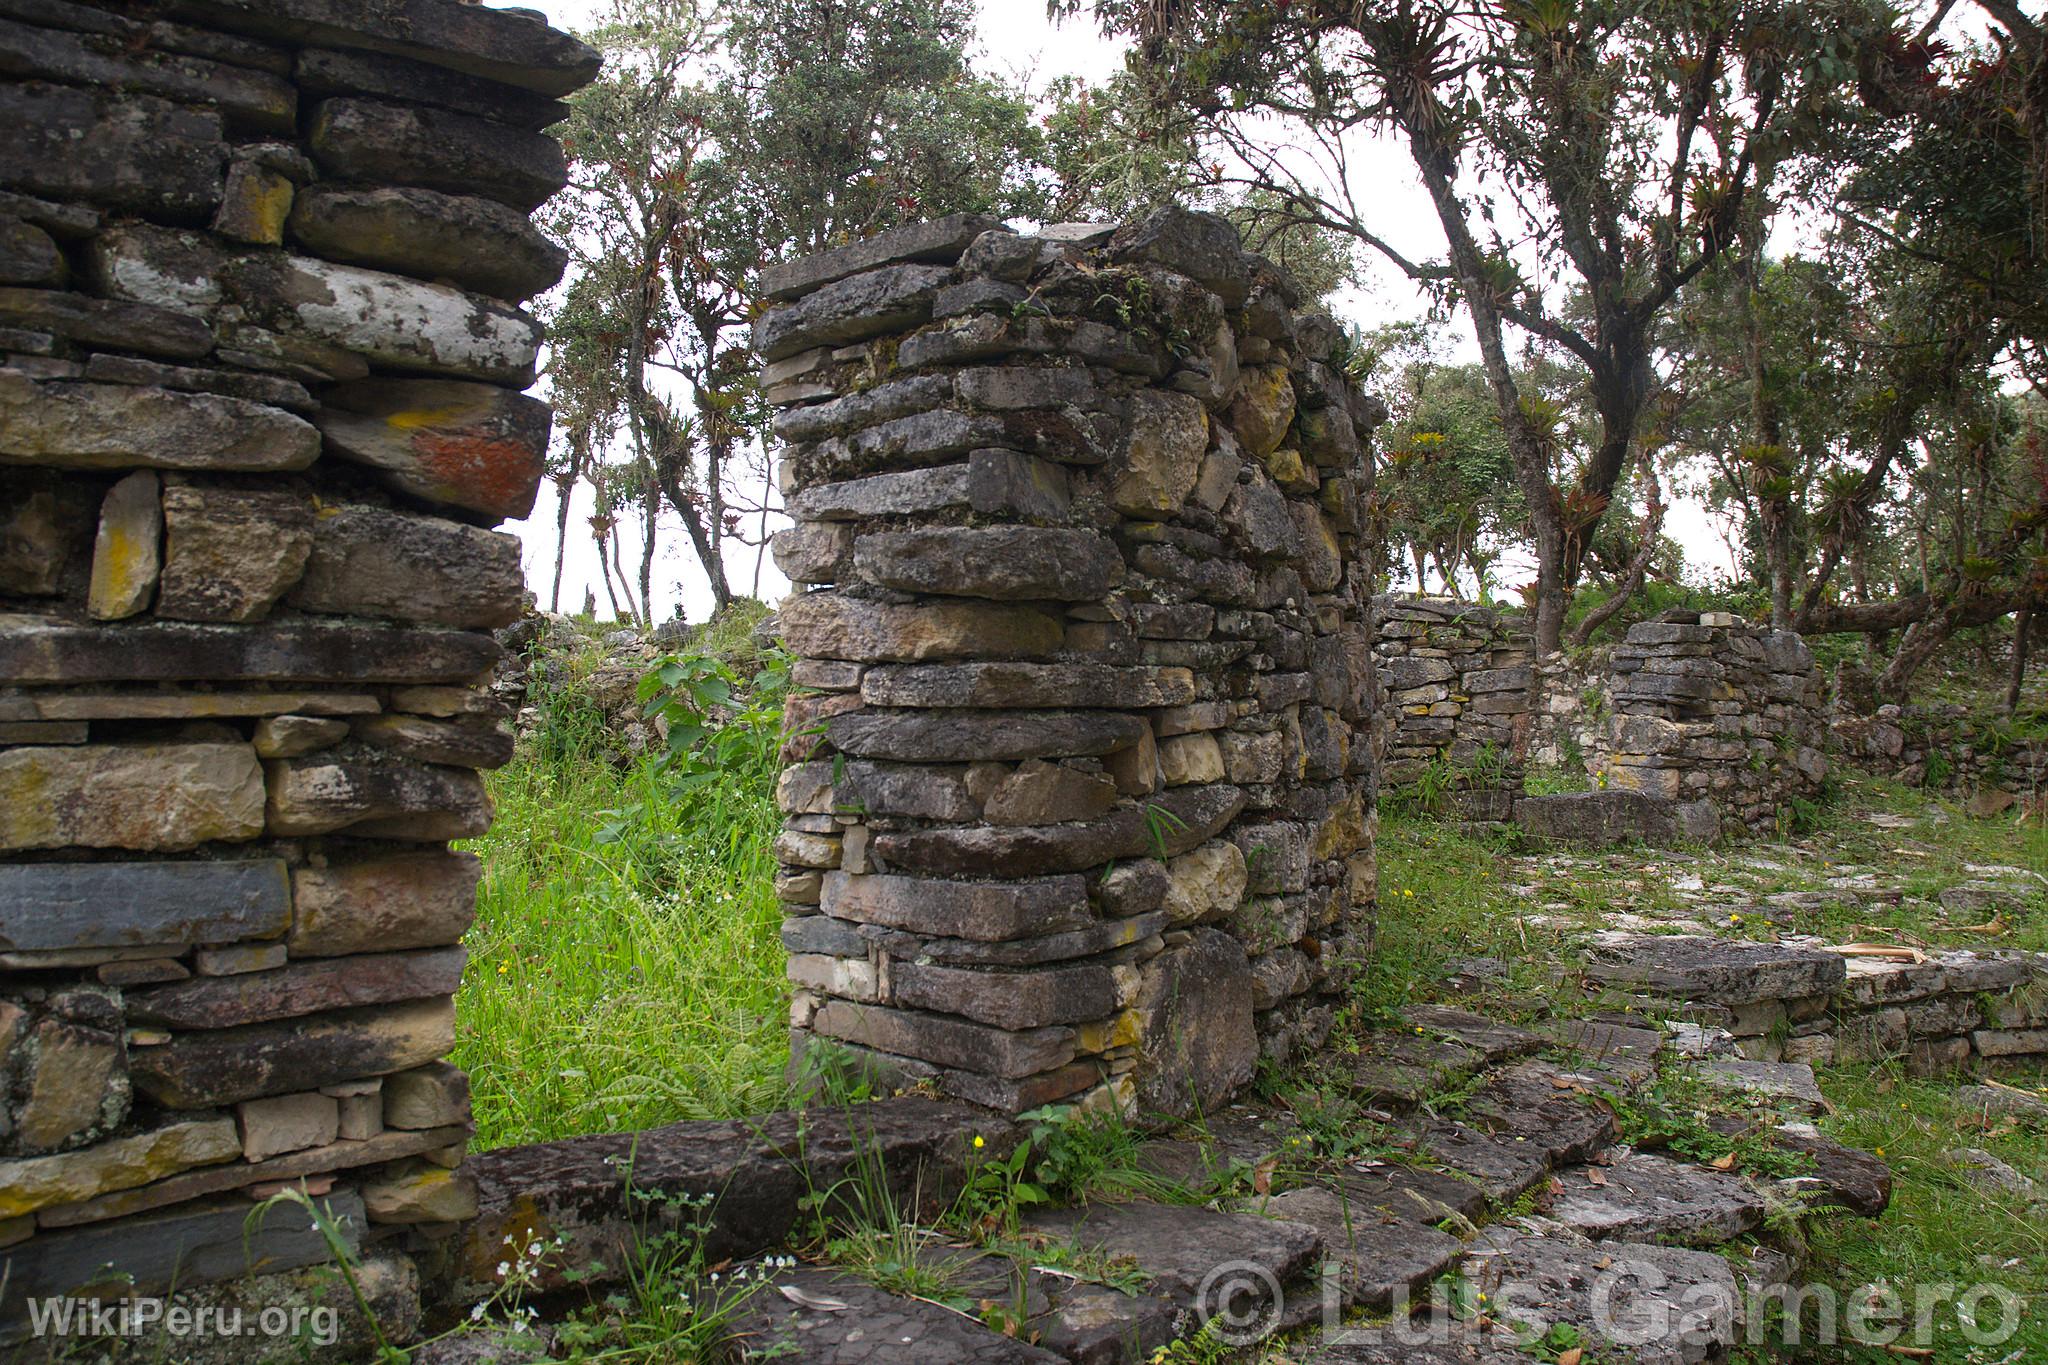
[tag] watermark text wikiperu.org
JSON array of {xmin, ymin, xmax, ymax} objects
[
  {"xmin": 24, "ymin": 1295, "xmax": 341, "ymax": 1347},
  {"xmin": 1194, "ymin": 1257, "xmax": 2030, "ymax": 1352}
]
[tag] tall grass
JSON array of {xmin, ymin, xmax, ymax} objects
[{"xmin": 452, "ymin": 633, "xmax": 793, "ymax": 1148}]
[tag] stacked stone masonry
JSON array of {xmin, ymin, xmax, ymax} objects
[
  {"xmin": 1833, "ymin": 703, "xmax": 2048, "ymax": 810},
  {"xmin": 760, "ymin": 209, "xmax": 1382, "ymax": 1118},
  {"xmin": 1372, "ymin": 602, "xmax": 1830, "ymax": 838},
  {"xmin": 1586, "ymin": 933, "xmax": 2048, "ymax": 1077},
  {"xmin": 1371, "ymin": 595, "xmax": 1533, "ymax": 820},
  {"xmin": 0, "ymin": 0, "xmax": 596, "ymax": 1338}
]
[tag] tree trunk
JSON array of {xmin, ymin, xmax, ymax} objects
[
  {"xmin": 2009, "ymin": 607, "xmax": 2033, "ymax": 717},
  {"xmin": 549, "ymin": 477, "xmax": 572, "ymax": 614}
]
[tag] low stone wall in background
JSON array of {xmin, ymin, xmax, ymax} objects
[
  {"xmin": 1371, "ymin": 595, "xmax": 1532, "ymax": 820},
  {"xmin": 1586, "ymin": 934, "xmax": 2048, "ymax": 1077},
  {"xmin": 1833, "ymin": 704, "xmax": 2048, "ymax": 814},
  {"xmin": 0, "ymin": 0, "xmax": 596, "ymax": 1339},
  {"xmin": 1370, "ymin": 604, "xmax": 1831, "ymax": 839},
  {"xmin": 1596, "ymin": 613, "xmax": 1830, "ymax": 833},
  {"xmin": 759, "ymin": 208, "xmax": 1382, "ymax": 1117}
]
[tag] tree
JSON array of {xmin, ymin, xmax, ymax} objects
[
  {"xmin": 1078, "ymin": 0, "xmax": 1886, "ymax": 654},
  {"xmin": 543, "ymin": 0, "xmax": 1046, "ymax": 620}
]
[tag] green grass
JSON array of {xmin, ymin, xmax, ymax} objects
[{"xmin": 451, "ymin": 637, "xmax": 792, "ymax": 1149}]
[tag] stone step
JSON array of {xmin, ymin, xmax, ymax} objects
[
  {"xmin": 732, "ymin": 1265, "xmax": 1065, "ymax": 1363},
  {"xmin": 1548, "ymin": 1150, "xmax": 1767, "ymax": 1246}
]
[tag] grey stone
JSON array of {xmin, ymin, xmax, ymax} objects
[
  {"xmin": 253, "ymin": 714, "xmax": 350, "ymax": 758},
  {"xmin": 382, "ymin": 1061, "xmax": 472, "ymax": 1130},
  {"xmin": 827, "ymin": 709, "xmax": 1147, "ymax": 762},
  {"xmin": 293, "ymin": 46, "xmax": 570, "ymax": 130},
  {"xmin": 755, "ymin": 264, "xmax": 953, "ymax": 362},
  {"xmin": 86, "ymin": 470, "xmax": 162, "ymax": 620},
  {"xmin": 1025, "ymin": 1198, "xmax": 1318, "ymax": 1306},
  {"xmin": 130, "ymin": 998, "xmax": 455, "ymax": 1108},
  {"xmin": 1696, "ymin": 1059, "xmax": 1828, "ymax": 1113},
  {"xmin": 891, "ymin": 960, "xmax": 1117, "ymax": 1029},
  {"xmin": 811, "ymin": 1000, "xmax": 1075, "ymax": 1077},
  {"xmin": 308, "ymin": 98, "xmax": 566, "ymax": 211},
  {"xmin": 264, "ymin": 749, "xmax": 492, "ymax": 840},
  {"xmin": 0, "ymin": 376, "xmax": 319, "ymax": 472},
  {"xmin": 1583, "ymin": 932, "xmax": 1845, "ymax": 1005},
  {"xmin": 786, "ymin": 464, "xmax": 971, "ymax": 521},
  {"xmin": 853, "ymin": 526, "xmax": 1121, "ymax": 600},
  {"xmin": 821, "ymin": 871, "xmax": 1091, "ymax": 941},
  {"xmin": 80, "ymin": 353, "xmax": 312, "ymax": 413},
  {"xmin": 861, "ymin": 661, "xmax": 1193, "ymax": 709},
  {"xmin": 171, "ymin": 0, "xmax": 602, "ymax": 96},
  {"xmin": 156, "ymin": 485, "xmax": 313, "ymax": 623},
  {"xmin": 0, "ymin": 1194, "xmax": 365, "ymax": 1327},
  {"xmin": 761, "ymin": 214, "xmax": 1004, "ymax": 301},
  {"xmin": 872, "ymin": 782, "xmax": 1245, "ymax": 878},
  {"xmin": 1550, "ymin": 1151, "xmax": 1766, "ymax": 1245},
  {"xmin": 0, "ymin": 216, "xmax": 63, "ymax": 287},
  {"xmin": 1259, "ymin": 1185, "xmax": 1461, "ymax": 1311},
  {"xmin": 0, "ymin": 86, "xmax": 225, "ymax": 219},
  {"xmin": 983, "ymin": 759, "xmax": 1120, "ymax": 825},
  {"xmin": 1514, "ymin": 791, "xmax": 1720, "ymax": 848},
  {"xmin": 0, "ymin": 618, "xmax": 501, "ymax": 685},
  {"xmin": 1132, "ymin": 928, "xmax": 1258, "ymax": 1118},
  {"xmin": 0, "ymin": 14, "xmax": 294, "ymax": 131},
  {"xmin": 289, "ymin": 184, "xmax": 567, "ymax": 302},
  {"xmin": 351, "ymin": 714, "xmax": 514, "ymax": 769},
  {"xmin": 1108, "ymin": 208, "xmax": 1251, "ymax": 307},
  {"xmin": 290, "ymin": 504, "xmax": 525, "ymax": 629},
  {"xmin": 0, "ymin": 742, "xmax": 264, "ymax": 853},
  {"xmin": 0, "ymin": 859, "xmax": 288, "ymax": 954},
  {"xmin": 128, "ymin": 948, "xmax": 465, "ymax": 1030},
  {"xmin": 734, "ymin": 1264, "xmax": 1063, "ymax": 1362},
  {"xmin": 778, "ymin": 591, "xmax": 1063, "ymax": 664}
]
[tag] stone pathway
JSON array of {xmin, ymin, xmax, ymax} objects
[{"xmin": 558, "ymin": 999, "xmax": 1895, "ymax": 1365}]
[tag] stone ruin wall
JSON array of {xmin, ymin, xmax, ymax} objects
[
  {"xmin": 1833, "ymin": 705, "xmax": 2048, "ymax": 811},
  {"xmin": 758, "ymin": 209, "xmax": 1382, "ymax": 1118},
  {"xmin": 1371, "ymin": 596, "xmax": 1534, "ymax": 820},
  {"xmin": 1372, "ymin": 603, "xmax": 1829, "ymax": 836},
  {"xmin": 0, "ymin": 0, "xmax": 596, "ymax": 1336}
]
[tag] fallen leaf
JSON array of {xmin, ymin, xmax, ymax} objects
[
  {"xmin": 778, "ymin": 1285, "xmax": 849, "ymax": 1311},
  {"xmin": 1559, "ymin": 1349, "xmax": 1584, "ymax": 1365},
  {"xmin": 1709, "ymin": 1153, "xmax": 1738, "ymax": 1171},
  {"xmin": 1253, "ymin": 1156, "xmax": 1279, "ymax": 1195},
  {"xmin": 1586, "ymin": 1169, "xmax": 1608, "ymax": 1187}
]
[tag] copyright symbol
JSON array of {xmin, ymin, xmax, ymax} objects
[{"xmin": 1195, "ymin": 1259, "xmax": 1284, "ymax": 1346}]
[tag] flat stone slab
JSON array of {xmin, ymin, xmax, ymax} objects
[
  {"xmin": 1955, "ymin": 1083, "xmax": 2048, "ymax": 1120},
  {"xmin": 1401, "ymin": 1006, "xmax": 1544, "ymax": 1063},
  {"xmin": 1259, "ymin": 1186, "xmax": 1462, "ymax": 1311},
  {"xmin": 1459, "ymin": 1229, "xmax": 1742, "ymax": 1365},
  {"xmin": 1403, "ymin": 1120, "xmax": 1550, "ymax": 1205},
  {"xmin": 1333, "ymin": 1163, "xmax": 1490, "ymax": 1227},
  {"xmin": 733, "ymin": 1266, "xmax": 1064, "ymax": 1363},
  {"xmin": 1543, "ymin": 1017, "xmax": 1664, "ymax": 1086},
  {"xmin": 1695, "ymin": 1059, "xmax": 1828, "ymax": 1115},
  {"xmin": 0, "ymin": 858, "xmax": 288, "ymax": 952},
  {"xmin": 1584, "ymin": 932, "xmax": 1845, "ymax": 1005},
  {"xmin": 1764, "ymin": 1123, "xmax": 1893, "ymax": 1216},
  {"xmin": 1023, "ymin": 1200, "xmax": 1321, "ymax": 1306},
  {"xmin": 1349, "ymin": 1032, "xmax": 1483, "ymax": 1107},
  {"xmin": 1515, "ymin": 790, "xmax": 1719, "ymax": 848},
  {"xmin": 1549, "ymin": 1151, "xmax": 1766, "ymax": 1245},
  {"xmin": 1459, "ymin": 1063, "xmax": 1617, "ymax": 1168}
]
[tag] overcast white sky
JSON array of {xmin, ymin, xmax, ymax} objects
[{"xmin": 514, "ymin": 0, "xmax": 1738, "ymax": 625}]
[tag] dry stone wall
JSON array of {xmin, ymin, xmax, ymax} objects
[
  {"xmin": 1597, "ymin": 613, "xmax": 1829, "ymax": 832},
  {"xmin": 759, "ymin": 209, "xmax": 1382, "ymax": 1118},
  {"xmin": 1372, "ymin": 596, "xmax": 1534, "ymax": 818},
  {"xmin": 1371, "ymin": 603, "xmax": 1829, "ymax": 838},
  {"xmin": 0, "ymin": 0, "xmax": 595, "ymax": 1336}
]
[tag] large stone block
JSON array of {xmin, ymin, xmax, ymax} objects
[
  {"xmin": 1132, "ymin": 929, "xmax": 1257, "ymax": 1118},
  {"xmin": 307, "ymin": 98, "xmax": 567, "ymax": 211},
  {"xmin": 128, "ymin": 948, "xmax": 466, "ymax": 1030},
  {"xmin": 157, "ymin": 485, "xmax": 314, "ymax": 623},
  {"xmin": 0, "ymin": 15, "xmax": 296, "ymax": 133},
  {"xmin": 0, "ymin": 376, "xmax": 319, "ymax": 472},
  {"xmin": 826, "ymin": 709, "xmax": 1147, "ymax": 763},
  {"xmin": 315, "ymin": 377, "xmax": 551, "ymax": 521},
  {"xmin": 288, "ymin": 851, "xmax": 480, "ymax": 956},
  {"xmin": 264, "ymin": 750, "xmax": 492, "ymax": 839},
  {"xmin": 1109, "ymin": 390, "xmax": 1209, "ymax": 516},
  {"xmin": 91, "ymin": 225, "xmax": 542, "ymax": 385},
  {"xmin": 289, "ymin": 504, "xmax": 524, "ymax": 628},
  {"xmin": 0, "ymin": 289, "xmax": 213, "ymax": 361},
  {"xmin": 0, "ymin": 858, "xmax": 288, "ymax": 953},
  {"xmin": 177, "ymin": 0, "xmax": 602, "ymax": 95},
  {"xmin": 891, "ymin": 960, "xmax": 1118, "ymax": 1030},
  {"xmin": 778, "ymin": 592, "xmax": 1063, "ymax": 663},
  {"xmin": 822, "ymin": 871, "xmax": 1092, "ymax": 941},
  {"xmin": 0, "ymin": 617, "xmax": 502, "ymax": 685},
  {"xmin": 754, "ymin": 264, "xmax": 952, "ymax": 361},
  {"xmin": 0, "ymin": 1118, "xmax": 240, "ymax": 1221},
  {"xmin": 0, "ymin": 85, "xmax": 225, "ymax": 219},
  {"xmin": 871, "ymin": 782, "xmax": 1245, "ymax": 878},
  {"xmin": 853, "ymin": 527, "xmax": 1121, "ymax": 600},
  {"xmin": 860, "ymin": 662, "xmax": 1194, "ymax": 710},
  {"xmin": 0, "ymin": 1191, "xmax": 365, "ymax": 1325},
  {"xmin": 0, "ymin": 743, "xmax": 264, "ymax": 853},
  {"xmin": 761, "ymin": 213, "xmax": 1004, "ymax": 301},
  {"xmin": 130, "ymin": 998, "xmax": 457, "ymax": 1108},
  {"xmin": 294, "ymin": 46, "xmax": 569, "ymax": 129},
  {"xmin": 811, "ymin": 1000, "xmax": 1075, "ymax": 1078}
]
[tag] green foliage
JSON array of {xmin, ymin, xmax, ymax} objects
[
  {"xmin": 1605, "ymin": 1070, "xmax": 1818, "ymax": 1182},
  {"xmin": 455, "ymin": 649, "xmax": 790, "ymax": 1146}
]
